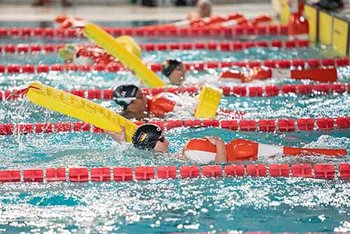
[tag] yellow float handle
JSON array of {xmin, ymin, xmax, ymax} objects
[{"xmin": 194, "ymin": 86, "xmax": 222, "ymax": 119}]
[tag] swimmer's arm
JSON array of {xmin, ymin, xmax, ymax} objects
[
  {"xmin": 204, "ymin": 136, "xmax": 227, "ymax": 163},
  {"xmin": 105, "ymin": 127, "xmax": 126, "ymax": 143}
]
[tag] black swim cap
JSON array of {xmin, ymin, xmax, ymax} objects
[
  {"xmin": 113, "ymin": 85, "xmax": 139, "ymax": 109},
  {"xmin": 132, "ymin": 124, "xmax": 163, "ymax": 150},
  {"xmin": 162, "ymin": 59, "xmax": 182, "ymax": 77}
]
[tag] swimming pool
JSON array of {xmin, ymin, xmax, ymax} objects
[{"xmin": 0, "ymin": 20, "xmax": 350, "ymax": 233}]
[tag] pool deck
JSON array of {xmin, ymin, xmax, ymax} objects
[{"xmin": 0, "ymin": 3, "xmax": 274, "ymax": 21}]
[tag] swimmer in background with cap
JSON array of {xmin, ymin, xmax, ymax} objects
[
  {"xmin": 162, "ymin": 59, "xmax": 186, "ymax": 86},
  {"xmin": 188, "ymin": 0, "xmax": 212, "ymax": 20},
  {"xmin": 113, "ymin": 84, "xmax": 150, "ymax": 120}
]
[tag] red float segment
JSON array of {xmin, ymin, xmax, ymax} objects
[
  {"xmin": 0, "ymin": 170, "xmax": 21, "ymax": 182},
  {"xmin": 165, "ymin": 120, "xmax": 183, "ymax": 130},
  {"xmin": 239, "ymin": 120, "xmax": 257, "ymax": 131},
  {"xmin": 91, "ymin": 167, "xmax": 111, "ymax": 182},
  {"xmin": 291, "ymin": 164, "xmax": 313, "ymax": 178},
  {"xmin": 281, "ymin": 84, "xmax": 297, "ymax": 94},
  {"xmin": 314, "ymin": 84, "xmax": 330, "ymax": 93},
  {"xmin": 246, "ymin": 164, "xmax": 267, "ymax": 177},
  {"xmin": 224, "ymin": 165, "xmax": 245, "ymax": 176},
  {"xmin": 269, "ymin": 164, "xmax": 290, "ymax": 177},
  {"xmin": 22, "ymin": 64, "xmax": 35, "ymax": 73},
  {"xmin": 180, "ymin": 166, "xmax": 200, "ymax": 178},
  {"xmin": 221, "ymin": 120, "xmax": 239, "ymax": 131},
  {"xmin": 331, "ymin": 84, "xmax": 346, "ymax": 93},
  {"xmin": 54, "ymin": 122, "xmax": 72, "ymax": 132},
  {"xmin": 313, "ymin": 164, "xmax": 335, "ymax": 179},
  {"xmin": 46, "ymin": 168, "xmax": 66, "ymax": 182},
  {"xmin": 202, "ymin": 165, "xmax": 223, "ymax": 177},
  {"xmin": 297, "ymin": 118, "xmax": 314, "ymax": 131},
  {"xmin": 316, "ymin": 118, "xmax": 334, "ymax": 130},
  {"xmin": 16, "ymin": 123, "xmax": 34, "ymax": 134},
  {"xmin": 69, "ymin": 168, "xmax": 89, "ymax": 182},
  {"xmin": 277, "ymin": 119, "xmax": 295, "ymax": 132},
  {"xmin": 335, "ymin": 117, "xmax": 350, "ymax": 128},
  {"xmin": 157, "ymin": 166, "xmax": 177, "ymax": 179},
  {"xmin": 37, "ymin": 64, "xmax": 49, "ymax": 73},
  {"xmin": 23, "ymin": 169, "xmax": 44, "ymax": 182},
  {"xmin": 0, "ymin": 124, "xmax": 14, "ymax": 135},
  {"xmin": 248, "ymin": 87, "xmax": 263, "ymax": 97},
  {"xmin": 258, "ymin": 119, "xmax": 276, "ymax": 132},
  {"xmin": 233, "ymin": 86, "xmax": 247, "ymax": 96},
  {"xmin": 36, "ymin": 123, "xmax": 53, "ymax": 133},
  {"xmin": 339, "ymin": 164, "xmax": 350, "ymax": 180},
  {"xmin": 297, "ymin": 84, "xmax": 313, "ymax": 95},
  {"xmin": 7, "ymin": 64, "xmax": 20, "ymax": 73},
  {"xmin": 265, "ymin": 85, "xmax": 279, "ymax": 96},
  {"xmin": 135, "ymin": 166, "xmax": 155, "ymax": 180},
  {"xmin": 114, "ymin": 167, "xmax": 133, "ymax": 181},
  {"xmin": 73, "ymin": 122, "xmax": 90, "ymax": 132}
]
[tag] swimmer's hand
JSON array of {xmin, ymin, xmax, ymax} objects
[
  {"xmin": 204, "ymin": 136, "xmax": 227, "ymax": 163},
  {"xmin": 106, "ymin": 127, "xmax": 126, "ymax": 143}
]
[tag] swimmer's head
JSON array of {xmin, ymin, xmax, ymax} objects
[
  {"xmin": 132, "ymin": 124, "xmax": 169, "ymax": 153},
  {"xmin": 58, "ymin": 44, "xmax": 76, "ymax": 62},
  {"xmin": 113, "ymin": 84, "xmax": 139, "ymax": 109},
  {"xmin": 113, "ymin": 84, "xmax": 148, "ymax": 114},
  {"xmin": 162, "ymin": 59, "xmax": 186, "ymax": 85},
  {"xmin": 198, "ymin": 0, "xmax": 212, "ymax": 18}
]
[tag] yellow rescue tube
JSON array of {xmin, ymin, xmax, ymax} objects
[
  {"xmin": 27, "ymin": 82, "xmax": 137, "ymax": 142},
  {"xmin": 195, "ymin": 86, "xmax": 222, "ymax": 118},
  {"xmin": 83, "ymin": 22, "xmax": 166, "ymax": 88},
  {"xmin": 115, "ymin": 35, "xmax": 142, "ymax": 59}
]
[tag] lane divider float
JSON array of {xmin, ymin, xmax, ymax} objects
[
  {"xmin": 0, "ymin": 39, "xmax": 310, "ymax": 55},
  {"xmin": 0, "ymin": 116, "xmax": 349, "ymax": 136},
  {"xmin": 1, "ymin": 83, "xmax": 349, "ymax": 102},
  {"xmin": 0, "ymin": 57, "xmax": 348, "ymax": 74},
  {"xmin": 0, "ymin": 24, "xmax": 288, "ymax": 38},
  {"xmin": 0, "ymin": 163, "xmax": 349, "ymax": 183}
]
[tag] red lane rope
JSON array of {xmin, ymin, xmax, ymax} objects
[
  {"xmin": 1, "ymin": 83, "xmax": 349, "ymax": 101},
  {"xmin": 0, "ymin": 116, "xmax": 349, "ymax": 136},
  {"xmin": 0, "ymin": 163, "xmax": 348, "ymax": 182},
  {"xmin": 0, "ymin": 39, "xmax": 309, "ymax": 54},
  {"xmin": 0, "ymin": 24, "xmax": 288, "ymax": 38},
  {"xmin": 0, "ymin": 57, "xmax": 348, "ymax": 74}
]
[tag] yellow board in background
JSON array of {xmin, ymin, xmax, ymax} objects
[
  {"xmin": 83, "ymin": 23, "xmax": 166, "ymax": 88},
  {"xmin": 304, "ymin": 4, "xmax": 318, "ymax": 42},
  {"xmin": 319, "ymin": 11, "xmax": 333, "ymax": 45},
  {"xmin": 280, "ymin": 0, "xmax": 290, "ymax": 24},
  {"xmin": 27, "ymin": 82, "xmax": 137, "ymax": 142},
  {"xmin": 333, "ymin": 17, "xmax": 349, "ymax": 56},
  {"xmin": 195, "ymin": 86, "xmax": 222, "ymax": 119}
]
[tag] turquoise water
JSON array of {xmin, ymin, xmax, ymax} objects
[{"xmin": 0, "ymin": 21, "xmax": 350, "ymax": 232}]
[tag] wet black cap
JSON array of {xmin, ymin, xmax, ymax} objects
[
  {"xmin": 132, "ymin": 124, "xmax": 163, "ymax": 150},
  {"xmin": 161, "ymin": 59, "xmax": 182, "ymax": 77},
  {"xmin": 113, "ymin": 85, "xmax": 139, "ymax": 109}
]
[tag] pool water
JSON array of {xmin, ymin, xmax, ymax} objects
[{"xmin": 0, "ymin": 21, "xmax": 350, "ymax": 233}]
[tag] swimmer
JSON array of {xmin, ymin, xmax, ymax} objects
[
  {"xmin": 188, "ymin": 0, "xmax": 212, "ymax": 20},
  {"xmin": 161, "ymin": 59, "xmax": 186, "ymax": 85},
  {"xmin": 108, "ymin": 123, "xmax": 347, "ymax": 164},
  {"xmin": 58, "ymin": 44, "xmax": 114, "ymax": 66},
  {"xmin": 113, "ymin": 85, "xmax": 150, "ymax": 120}
]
